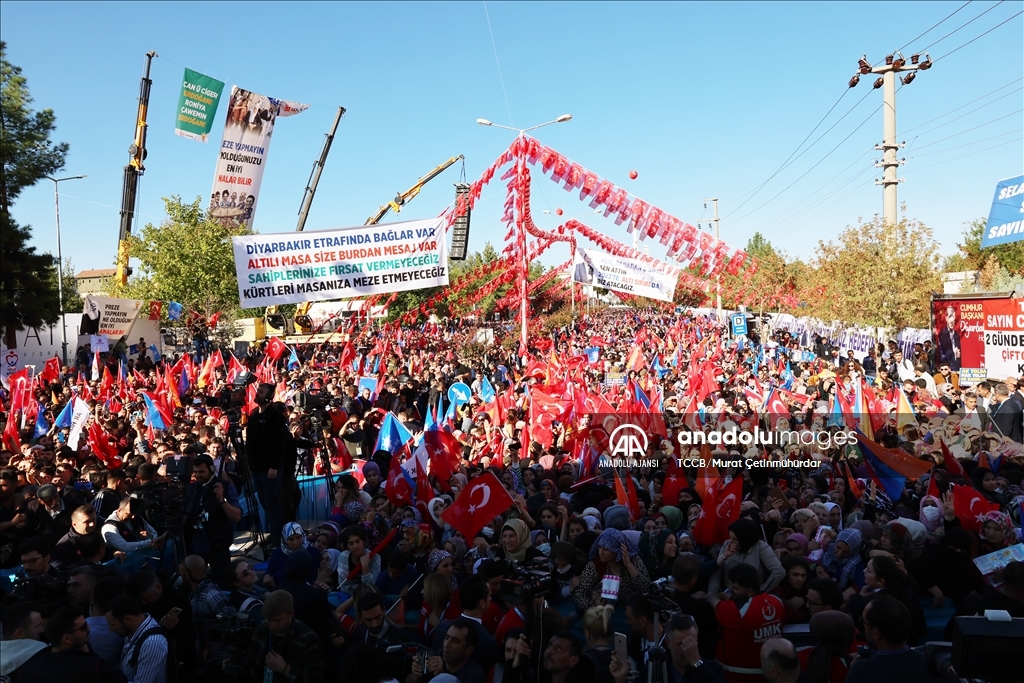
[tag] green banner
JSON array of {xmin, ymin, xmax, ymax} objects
[{"xmin": 174, "ymin": 68, "xmax": 225, "ymax": 142}]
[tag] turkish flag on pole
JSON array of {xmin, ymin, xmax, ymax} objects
[
  {"xmin": 441, "ymin": 472, "xmax": 514, "ymax": 540},
  {"xmin": 265, "ymin": 336, "xmax": 287, "ymax": 362},
  {"xmin": 691, "ymin": 484, "xmax": 718, "ymax": 546},
  {"xmin": 661, "ymin": 457, "xmax": 687, "ymax": 508},
  {"xmin": 951, "ymin": 484, "xmax": 1000, "ymax": 533}
]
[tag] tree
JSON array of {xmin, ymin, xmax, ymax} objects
[
  {"xmin": 942, "ymin": 217, "xmax": 1024, "ymax": 275},
  {"xmin": 112, "ymin": 196, "xmax": 249, "ymax": 319},
  {"xmin": 0, "ymin": 42, "xmax": 68, "ymax": 346},
  {"xmin": 810, "ymin": 217, "xmax": 941, "ymax": 331},
  {"xmin": 48, "ymin": 257, "xmax": 82, "ymax": 312}
]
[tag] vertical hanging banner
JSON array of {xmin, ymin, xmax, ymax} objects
[
  {"xmin": 174, "ymin": 68, "xmax": 225, "ymax": 142},
  {"xmin": 232, "ymin": 217, "xmax": 449, "ymax": 308},
  {"xmin": 209, "ymin": 86, "xmax": 308, "ymax": 231},
  {"xmin": 980, "ymin": 175, "xmax": 1024, "ymax": 248}
]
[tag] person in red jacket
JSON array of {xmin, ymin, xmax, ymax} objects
[{"xmin": 708, "ymin": 563, "xmax": 784, "ymax": 683}]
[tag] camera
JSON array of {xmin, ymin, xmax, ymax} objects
[
  {"xmin": 500, "ymin": 559, "xmax": 555, "ymax": 604},
  {"xmin": 206, "ymin": 611, "xmax": 257, "ymax": 680},
  {"xmin": 385, "ymin": 642, "xmax": 431, "ymax": 673}
]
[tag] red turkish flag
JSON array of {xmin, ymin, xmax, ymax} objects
[
  {"xmin": 691, "ymin": 484, "xmax": 718, "ymax": 546},
  {"xmin": 529, "ymin": 387, "xmax": 571, "ymax": 448},
  {"xmin": 148, "ymin": 301, "xmax": 163, "ymax": 321},
  {"xmin": 265, "ymin": 336, "xmax": 287, "ymax": 362},
  {"xmin": 951, "ymin": 484, "xmax": 1000, "ymax": 533},
  {"xmin": 386, "ymin": 452, "xmax": 413, "ymax": 507},
  {"xmin": 441, "ymin": 472, "xmax": 514, "ymax": 540},
  {"xmin": 661, "ymin": 457, "xmax": 687, "ymax": 508},
  {"xmin": 39, "ymin": 356, "xmax": 62, "ymax": 384},
  {"xmin": 712, "ymin": 476, "xmax": 744, "ymax": 542},
  {"xmin": 938, "ymin": 437, "xmax": 966, "ymax": 476}
]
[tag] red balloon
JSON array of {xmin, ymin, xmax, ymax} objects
[
  {"xmin": 629, "ymin": 170, "xmax": 639, "ymax": 180},
  {"xmin": 555, "ymin": 208, "xmax": 563, "ymax": 215}
]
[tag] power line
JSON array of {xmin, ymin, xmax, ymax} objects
[
  {"xmin": 760, "ymin": 160, "xmax": 878, "ymax": 238},
  {"xmin": 719, "ymin": 88, "xmax": 852, "ymax": 216},
  {"xmin": 729, "ymin": 101, "xmax": 882, "ymax": 226},
  {"xmin": 910, "ymin": 103, "xmax": 1023, "ymax": 142},
  {"xmin": 916, "ymin": 0, "xmax": 1005, "ymax": 53},
  {"xmin": 482, "ymin": 1, "xmax": 514, "ymax": 128},
  {"xmin": 910, "ymin": 105, "xmax": 1023, "ymax": 150},
  {"xmin": 934, "ymin": 9, "xmax": 1024, "ymax": 61},
  {"xmin": 900, "ymin": 77, "xmax": 1021, "ymax": 136},
  {"xmin": 895, "ymin": 1, "xmax": 975, "ymax": 52},
  {"xmin": 909, "ymin": 128, "xmax": 1023, "ymax": 158},
  {"xmin": 904, "ymin": 136, "xmax": 1022, "ymax": 172}
]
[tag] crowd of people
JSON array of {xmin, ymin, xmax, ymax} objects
[{"xmin": 1, "ymin": 308, "xmax": 1023, "ymax": 683}]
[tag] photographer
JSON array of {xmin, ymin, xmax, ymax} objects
[
  {"xmin": 101, "ymin": 497, "xmax": 168, "ymax": 554},
  {"xmin": 182, "ymin": 454, "xmax": 241, "ymax": 585},
  {"xmin": 12, "ymin": 538, "xmax": 67, "ymax": 616},
  {"xmin": 846, "ymin": 595, "xmax": 942, "ymax": 683},
  {"xmin": 245, "ymin": 384, "xmax": 288, "ymax": 545},
  {"xmin": 245, "ymin": 590, "xmax": 325, "ymax": 683}
]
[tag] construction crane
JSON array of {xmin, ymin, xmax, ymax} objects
[
  {"xmin": 116, "ymin": 51, "xmax": 156, "ymax": 287},
  {"xmin": 364, "ymin": 155, "xmax": 464, "ymax": 225}
]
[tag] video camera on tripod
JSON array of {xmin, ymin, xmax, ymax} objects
[
  {"xmin": 205, "ymin": 611, "xmax": 257, "ymax": 681},
  {"xmin": 500, "ymin": 558, "xmax": 556, "ymax": 604}
]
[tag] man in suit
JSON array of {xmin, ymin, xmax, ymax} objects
[
  {"xmin": 936, "ymin": 304, "xmax": 961, "ymax": 371},
  {"xmin": 988, "ymin": 383, "xmax": 1024, "ymax": 444}
]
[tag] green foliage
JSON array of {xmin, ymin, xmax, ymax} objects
[
  {"xmin": 810, "ymin": 217, "xmax": 941, "ymax": 331},
  {"xmin": 0, "ymin": 42, "xmax": 69, "ymax": 211},
  {"xmin": 942, "ymin": 217, "xmax": 1024, "ymax": 275},
  {"xmin": 50, "ymin": 257, "xmax": 83, "ymax": 312},
  {"xmin": 1, "ymin": 212, "xmax": 60, "ymax": 344},
  {"xmin": 113, "ymin": 196, "xmax": 250, "ymax": 320},
  {"xmin": 0, "ymin": 43, "xmax": 67, "ymax": 345}
]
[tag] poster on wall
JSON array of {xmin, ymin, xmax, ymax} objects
[
  {"xmin": 932, "ymin": 295, "xmax": 1024, "ymax": 379},
  {"xmin": 209, "ymin": 86, "xmax": 308, "ymax": 231},
  {"xmin": 232, "ymin": 217, "xmax": 449, "ymax": 308},
  {"xmin": 573, "ymin": 248, "xmax": 678, "ymax": 302}
]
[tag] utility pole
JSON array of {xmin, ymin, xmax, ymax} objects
[
  {"xmin": 296, "ymin": 106, "xmax": 346, "ymax": 232},
  {"xmin": 703, "ymin": 197, "xmax": 721, "ymax": 312},
  {"xmin": 848, "ymin": 51, "xmax": 932, "ymax": 226}
]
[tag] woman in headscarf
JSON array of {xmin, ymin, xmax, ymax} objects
[
  {"xmin": 819, "ymin": 528, "xmax": 864, "ymax": 598},
  {"xmin": 316, "ymin": 548, "xmax": 343, "ymax": 589},
  {"xmin": 603, "ymin": 505, "xmax": 630, "ymax": 531},
  {"xmin": 530, "ymin": 527, "xmax": 555, "ymax": 557},
  {"xmin": 361, "ymin": 461, "xmax": 383, "ymax": 497},
  {"xmin": 800, "ymin": 611, "xmax": 855, "ymax": 683},
  {"xmin": 918, "ymin": 494, "xmax": 944, "ymax": 538},
  {"xmin": 771, "ymin": 555, "xmax": 811, "ymax": 624},
  {"xmin": 978, "ymin": 510, "xmax": 1014, "ymax": 555},
  {"xmin": 573, "ymin": 528, "xmax": 651, "ymax": 611},
  {"xmin": 970, "ymin": 467, "xmax": 1003, "ymax": 505},
  {"xmin": 657, "ymin": 505, "xmax": 685, "ymax": 532},
  {"xmin": 265, "ymin": 522, "xmax": 320, "ymax": 588},
  {"xmin": 709, "ymin": 518, "xmax": 785, "ymax": 593},
  {"xmin": 425, "ymin": 547, "xmax": 456, "ymax": 588},
  {"xmin": 822, "ymin": 501, "xmax": 844, "ymax": 530},
  {"xmin": 496, "ymin": 518, "xmax": 541, "ymax": 562},
  {"xmin": 400, "ymin": 522, "xmax": 437, "ymax": 573},
  {"xmin": 638, "ymin": 529, "xmax": 678, "ymax": 580},
  {"xmin": 443, "ymin": 536, "xmax": 468, "ymax": 580},
  {"xmin": 550, "ymin": 541, "xmax": 584, "ymax": 603},
  {"xmin": 782, "ymin": 533, "xmax": 809, "ymax": 558}
]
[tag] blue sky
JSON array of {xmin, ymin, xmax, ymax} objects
[{"xmin": 3, "ymin": 1, "xmax": 1021, "ymax": 276}]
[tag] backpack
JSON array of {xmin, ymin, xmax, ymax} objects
[{"xmin": 130, "ymin": 625, "xmax": 178, "ymax": 683}]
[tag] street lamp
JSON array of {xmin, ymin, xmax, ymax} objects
[
  {"xmin": 44, "ymin": 174, "xmax": 87, "ymax": 366},
  {"xmin": 476, "ymin": 114, "xmax": 572, "ymax": 133},
  {"xmin": 477, "ymin": 114, "xmax": 572, "ymax": 355}
]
